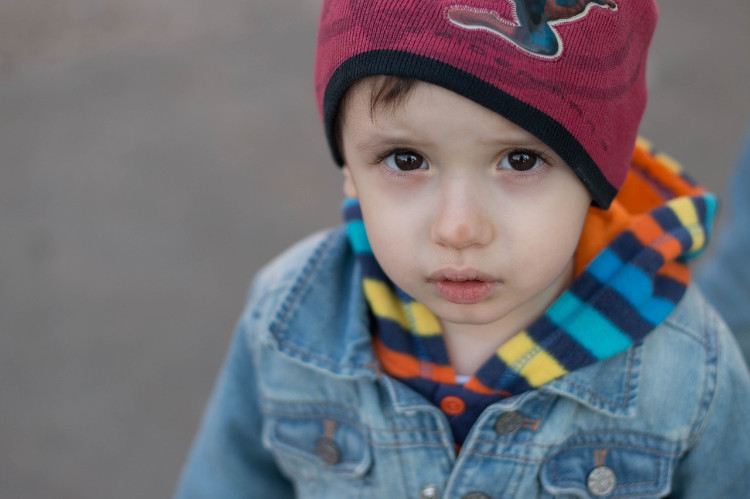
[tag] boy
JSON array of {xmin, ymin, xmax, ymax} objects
[{"xmin": 177, "ymin": 0, "xmax": 750, "ymax": 496}]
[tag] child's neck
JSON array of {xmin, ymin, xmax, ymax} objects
[
  {"xmin": 441, "ymin": 320, "xmax": 522, "ymax": 377},
  {"xmin": 441, "ymin": 263, "xmax": 575, "ymax": 377}
]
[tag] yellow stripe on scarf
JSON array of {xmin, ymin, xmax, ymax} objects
[
  {"xmin": 363, "ymin": 279, "xmax": 441, "ymax": 336},
  {"xmin": 497, "ymin": 331, "xmax": 568, "ymax": 387},
  {"xmin": 668, "ymin": 197, "xmax": 705, "ymax": 253}
]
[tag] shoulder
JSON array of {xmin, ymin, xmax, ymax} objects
[
  {"xmin": 638, "ymin": 284, "xmax": 750, "ymax": 442},
  {"xmin": 656, "ymin": 288, "xmax": 750, "ymax": 493},
  {"xmin": 245, "ymin": 226, "xmax": 349, "ymax": 308},
  {"xmin": 655, "ymin": 283, "xmax": 745, "ymax": 379},
  {"xmin": 645, "ymin": 283, "xmax": 738, "ymax": 366},
  {"xmin": 237, "ymin": 225, "xmax": 358, "ymax": 345}
]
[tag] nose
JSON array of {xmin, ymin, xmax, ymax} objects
[{"xmin": 430, "ymin": 179, "xmax": 493, "ymax": 250}]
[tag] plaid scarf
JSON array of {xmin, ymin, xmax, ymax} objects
[{"xmin": 344, "ymin": 139, "xmax": 716, "ymax": 445}]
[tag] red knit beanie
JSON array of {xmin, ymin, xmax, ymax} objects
[{"xmin": 314, "ymin": 0, "xmax": 658, "ymax": 208}]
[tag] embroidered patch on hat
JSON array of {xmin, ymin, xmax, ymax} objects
[{"xmin": 447, "ymin": 0, "xmax": 618, "ymax": 58}]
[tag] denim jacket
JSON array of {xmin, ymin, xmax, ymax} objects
[{"xmin": 177, "ymin": 227, "xmax": 750, "ymax": 498}]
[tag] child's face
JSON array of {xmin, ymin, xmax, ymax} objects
[{"xmin": 340, "ymin": 81, "xmax": 592, "ymax": 335}]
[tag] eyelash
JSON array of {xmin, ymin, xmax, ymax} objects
[
  {"xmin": 372, "ymin": 147, "xmax": 553, "ymax": 177},
  {"xmin": 373, "ymin": 148, "xmax": 424, "ymax": 164},
  {"xmin": 372, "ymin": 148, "xmax": 428, "ymax": 177},
  {"xmin": 500, "ymin": 148, "xmax": 553, "ymax": 176}
]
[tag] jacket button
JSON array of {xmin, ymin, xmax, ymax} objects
[
  {"xmin": 419, "ymin": 484, "xmax": 439, "ymax": 498},
  {"xmin": 587, "ymin": 466, "xmax": 616, "ymax": 496},
  {"xmin": 461, "ymin": 493, "xmax": 490, "ymax": 499},
  {"xmin": 314, "ymin": 437, "xmax": 341, "ymax": 465},
  {"xmin": 493, "ymin": 411, "xmax": 523, "ymax": 435}
]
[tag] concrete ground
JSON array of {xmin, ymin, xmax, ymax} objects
[{"xmin": 1, "ymin": 1, "xmax": 748, "ymax": 497}]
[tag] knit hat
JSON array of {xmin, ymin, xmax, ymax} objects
[{"xmin": 314, "ymin": 0, "xmax": 658, "ymax": 208}]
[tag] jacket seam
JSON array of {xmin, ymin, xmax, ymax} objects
[
  {"xmin": 260, "ymin": 399, "xmax": 447, "ymax": 436},
  {"xmin": 683, "ymin": 302, "xmax": 720, "ymax": 450},
  {"xmin": 270, "ymin": 229, "xmax": 338, "ymax": 337},
  {"xmin": 546, "ymin": 345, "xmax": 638, "ymax": 411},
  {"xmin": 264, "ymin": 230, "xmax": 375, "ymax": 373}
]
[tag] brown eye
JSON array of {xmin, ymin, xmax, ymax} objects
[
  {"xmin": 384, "ymin": 151, "xmax": 426, "ymax": 171},
  {"xmin": 500, "ymin": 150, "xmax": 543, "ymax": 171}
]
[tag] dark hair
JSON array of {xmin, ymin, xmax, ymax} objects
[{"xmin": 334, "ymin": 76, "xmax": 418, "ymax": 159}]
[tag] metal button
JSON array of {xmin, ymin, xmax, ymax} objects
[
  {"xmin": 493, "ymin": 411, "xmax": 523, "ymax": 435},
  {"xmin": 587, "ymin": 465, "xmax": 616, "ymax": 497},
  {"xmin": 461, "ymin": 493, "xmax": 490, "ymax": 499},
  {"xmin": 419, "ymin": 484, "xmax": 439, "ymax": 499},
  {"xmin": 314, "ymin": 437, "xmax": 341, "ymax": 465}
]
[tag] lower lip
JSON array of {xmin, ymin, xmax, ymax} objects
[{"xmin": 433, "ymin": 280, "xmax": 497, "ymax": 304}]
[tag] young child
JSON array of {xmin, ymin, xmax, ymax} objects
[{"xmin": 177, "ymin": 0, "xmax": 750, "ymax": 496}]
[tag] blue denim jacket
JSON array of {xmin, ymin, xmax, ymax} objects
[{"xmin": 177, "ymin": 227, "xmax": 750, "ymax": 498}]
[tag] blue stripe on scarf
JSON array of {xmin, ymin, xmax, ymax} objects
[{"xmin": 548, "ymin": 293, "xmax": 633, "ymax": 360}]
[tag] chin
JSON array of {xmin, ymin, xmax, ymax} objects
[{"xmin": 434, "ymin": 303, "xmax": 512, "ymax": 327}]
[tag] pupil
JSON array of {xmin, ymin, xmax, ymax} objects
[
  {"xmin": 395, "ymin": 153, "xmax": 422, "ymax": 170},
  {"xmin": 509, "ymin": 152, "xmax": 536, "ymax": 171}
]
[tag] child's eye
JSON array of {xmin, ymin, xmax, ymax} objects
[
  {"xmin": 499, "ymin": 150, "xmax": 545, "ymax": 171},
  {"xmin": 382, "ymin": 150, "xmax": 427, "ymax": 171}
]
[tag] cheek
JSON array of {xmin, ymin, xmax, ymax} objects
[
  {"xmin": 360, "ymin": 205, "xmax": 417, "ymax": 271},
  {"xmin": 503, "ymin": 196, "xmax": 588, "ymax": 278}
]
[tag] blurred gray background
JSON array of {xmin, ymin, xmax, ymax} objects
[{"xmin": 1, "ymin": 1, "xmax": 748, "ymax": 497}]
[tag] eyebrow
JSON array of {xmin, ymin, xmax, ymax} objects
[
  {"xmin": 355, "ymin": 134, "xmax": 549, "ymax": 153},
  {"xmin": 354, "ymin": 134, "xmax": 432, "ymax": 153}
]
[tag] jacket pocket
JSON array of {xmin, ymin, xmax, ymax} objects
[
  {"xmin": 263, "ymin": 408, "xmax": 373, "ymax": 480},
  {"xmin": 539, "ymin": 439, "xmax": 676, "ymax": 498}
]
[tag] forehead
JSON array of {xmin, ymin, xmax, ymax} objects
[
  {"xmin": 341, "ymin": 80, "xmax": 545, "ymax": 146},
  {"xmin": 338, "ymin": 76, "xmax": 416, "ymax": 123}
]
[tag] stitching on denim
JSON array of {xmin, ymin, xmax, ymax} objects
[
  {"xmin": 467, "ymin": 436, "xmax": 679, "ymax": 468},
  {"xmin": 270, "ymin": 340, "xmax": 358, "ymax": 369},
  {"xmin": 273, "ymin": 436, "xmax": 366, "ymax": 467},
  {"xmin": 261, "ymin": 399, "xmax": 360, "ymax": 415},
  {"xmin": 663, "ymin": 305, "xmax": 705, "ymax": 346},
  {"xmin": 552, "ymin": 346, "xmax": 637, "ymax": 409},
  {"xmin": 270, "ymin": 230, "xmax": 332, "ymax": 324},
  {"xmin": 261, "ymin": 413, "xmax": 456, "ymax": 452},
  {"xmin": 369, "ymin": 425, "xmax": 444, "ymax": 435},
  {"xmin": 544, "ymin": 450, "xmax": 673, "ymax": 497},
  {"xmin": 271, "ymin": 230, "xmax": 335, "ymax": 334},
  {"xmin": 548, "ymin": 441, "xmax": 677, "ymax": 456},
  {"xmin": 366, "ymin": 439, "xmax": 448, "ymax": 449},
  {"xmin": 393, "ymin": 421, "xmax": 411, "ymax": 495},
  {"xmin": 269, "ymin": 424, "xmax": 450, "ymax": 450},
  {"xmin": 478, "ymin": 439, "xmax": 676, "ymax": 456},
  {"xmin": 269, "ymin": 440, "xmax": 369, "ymax": 474},
  {"xmin": 472, "ymin": 394, "xmax": 554, "ymax": 443},
  {"xmin": 472, "ymin": 439, "xmax": 557, "ymax": 449},
  {"xmin": 266, "ymin": 420, "xmax": 370, "ymax": 468},
  {"xmin": 266, "ymin": 230, "xmax": 376, "ymax": 371},
  {"xmin": 549, "ymin": 451, "xmax": 661, "ymax": 487},
  {"xmin": 260, "ymin": 401, "xmax": 447, "ymax": 437},
  {"xmin": 684, "ymin": 302, "xmax": 720, "ymax": 449},
  {"xmin": 261, "ymin": 409, "xmax": 365, "ymax": 429},
  {"xmin": 465, "ymin": 450, "xmax": 542, "ymax": 463}
]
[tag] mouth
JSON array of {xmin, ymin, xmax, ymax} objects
[{"xmin": 428, "ymin": 269, "xmax": 499, "ymax": 305}]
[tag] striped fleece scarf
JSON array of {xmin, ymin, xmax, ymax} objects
[{"xmin": 343, "ymin": 139, "xmax": 717, "ymax": 445}]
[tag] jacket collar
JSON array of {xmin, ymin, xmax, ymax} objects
[
  {"xmin": 261, "ymin": 227, "xmax": 380, "ymax": 379},
  {"xmin": 540, "ymin": 341, "xmax": 642, "ymax": 417},
  {"xmin": 258, "ymin": 226, "xmax": 642, "ymax": 416}
]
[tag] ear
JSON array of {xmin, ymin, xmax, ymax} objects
[{"xmin": 342, "ymin": 165, "xmax": 358, "ymax": 199}]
